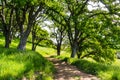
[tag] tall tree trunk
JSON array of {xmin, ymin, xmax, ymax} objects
[
  {"xmin": 17, "ymin": 34, "xmax": 28, "ymax": 50},
  {"xmin": 31, "ymin": 30, "xmax": 36, "ymax": 51},
  {"xmin": 17, "ymin": 6, "xmax": 34, "ymax": 50},
  {"xmin": 32, "ymin": 44, "xmax": 36, "ymax": 51},
  {"xmin": 17, "ymin": 5, "xmax": 43, "ymax": 50},
  {"xmin": 17, "ymin": 24, "xmax": 32, "ymax": 50},
  {"xmin": 0, "ymin": 2, "xmax": 12, "ymax": 48},
  {"xmin": 70, "ymin": 42, "xmax": 78, "ymax": 58},
  {"xmin": 4, "ymin": 31, "xmax": 10, "ymax": 48},
  {"xmin": 32, "ymin": 37, "xmax": 37, "ymax": 51},
  {"xmin": 2, "ymin": 23, "xmax": 11, "ymax": 48},
  {"xmin": 32, "ymin": 38, "xmax": 35, "ymax": 51},
  {"xmin": 57, "ymin": 43, "xmax": 61, "ymax": 56},
  {"xmin": 71, "ymin": 47, "xmax": 77, "ymax": 58}
]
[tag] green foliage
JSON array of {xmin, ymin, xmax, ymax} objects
[
  {"xmin": 76, "ymin": 13, "xmax": 118, "ymax": 62},
  {"xmin": 32, "ymin": 25, "xmax": 49, "ymax": 43},
  {"xmin": 0, "ymin": 47, "xmax": 55, "ymax": 80},
  {"xmin": 13, "ymin": 0, "xmax": 43, "ymax": 7},
  {"xmin": 71, "ymin": 59, "xmax": 120, "ymax": 80},
  {"xmin": 46, "ymin": 0, "xmax": 120, "ymax": 62},
  {"xmin": 40, "ymin": 39, "xmax": 55, "ymax": 48},
  {"xmin": 31, "ymin": 24, "xmax": 51, "ymax": 51},
  {"xmin": 71, "ymin": 60, "xmax": 106, "ymax": 75}
]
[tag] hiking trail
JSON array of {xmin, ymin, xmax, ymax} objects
[{"xmin": 47, "ymin": 57, "xmax": 100, "ymax": 80}]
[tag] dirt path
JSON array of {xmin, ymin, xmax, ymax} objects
[{"xmin": 47, "ymin": 57, "xmax": 100, "ymax": 80}]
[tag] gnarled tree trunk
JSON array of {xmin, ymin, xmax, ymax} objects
[{"xmin": 17, "ymin": 5, "xmax": 43, "ymax": 50}]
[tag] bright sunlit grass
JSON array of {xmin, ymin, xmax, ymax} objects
[
  {"xmin": 36, "ymin": 46, "xmax": 56, "ymax": 57},
  {"xmin": 0, "ymin": 36, "xmax": 55, "ymax": 80},
  {"xmin": 0, "ymin": 47, "xmax": 55, "ymax": 80}
]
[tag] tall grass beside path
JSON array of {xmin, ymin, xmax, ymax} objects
[{"xmin": 0, "ymin": 47, "xmax": 55, "ymax": 80}]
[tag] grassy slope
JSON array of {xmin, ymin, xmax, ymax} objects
[{"xmin": 0, "ymin": 37, "xmax": 55, "ymax": 80}]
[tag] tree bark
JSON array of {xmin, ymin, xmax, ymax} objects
[
  {"xmin": 70, "ymin": 41, "xmax": 78, "ymax": 58},
  {"xmin": 1, "ymin": 14, "xmax": 12, "ymax": 48},
  {"xmin": 57, "ymin": 43, "xmax": 61, "ymax": 56},
  {"xmin": 17, "ymin": 5, "xmax": 43, "ymax": 50},
  {"xmin": 0, "ymin": 0, "xmax": 13, "ymax": 48},
  {"xmin": 17, "ymin": 34, "xmax": 28, "ymax": 50},
  {"xmin": 17, "ymin": 19, "xmax": 33, "ymax": 50},
  {"xmin": 71, "ymin": 48, "xmax": 77, "ymax": 58},
  {"xmin": 17, "ymin": 6, "xmax": 34, "ymax": 50},
  {"xmin": 32, "ymin": 43, "xmax": 36, "ymax": 51},
  {"xmin": 32, "ymin": 33, "xmax": 35, "ymax": 51},
  {"xmin": 4, "ymin": 30, "xmax": 10, "ymax": 48}
]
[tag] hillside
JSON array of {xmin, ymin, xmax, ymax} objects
[{"xmin": 0, "ymin": 37, "xmax": 55, "ymax": 80}]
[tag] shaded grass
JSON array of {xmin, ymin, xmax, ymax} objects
[{"xmin": 0, "ymin": 47, "xmax": 55, "ymax": 80}]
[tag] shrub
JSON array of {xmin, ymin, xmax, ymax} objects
[
  {"xmin": 71, "ymin": 59, "xmax": 120, "ymax": 80},
  {"xmin": 72, "ymin": 60, "xmax": 103, "ymax": 75}
]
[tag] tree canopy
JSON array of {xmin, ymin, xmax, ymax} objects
[{"xmin": 0, "ymin": 0, "xmax": 120, "ymax": 62}]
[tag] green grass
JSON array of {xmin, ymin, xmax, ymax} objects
[
  {"xmin": 1, "ymin": 35, "xmax": 120, "ymax": 80},
  {"xmin": 35, "ymin": 46, "xmax": 56, "ymax": 57},
  {"xmin": 0, "ymin": 35, "xmax": 56, "ymax": 80},
  {"xmin": 0, "ymin": 47, "xmax": 55, "ymax": 80}
]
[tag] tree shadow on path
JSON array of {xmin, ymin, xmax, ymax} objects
[{"xmin": 47, "ymin": 57, "xmax": 100, "ymax": 80}]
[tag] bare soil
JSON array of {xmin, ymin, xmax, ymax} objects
[{"xmin": 47, "ymin": 57, "xmax": 100, "ymax": 80}]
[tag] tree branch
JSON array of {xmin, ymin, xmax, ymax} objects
[
  {"xmin": 76, "ymin": 0, "xmax": 89, "ymax": 16},
  {"xmin": 81, "ymin": 51, "xmax": 96, "ymax": 59}
]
